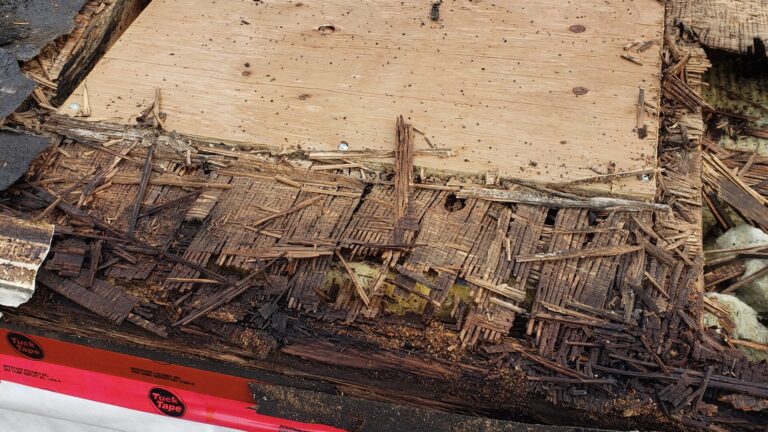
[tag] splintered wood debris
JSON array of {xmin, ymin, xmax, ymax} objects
[
  {"xmin": 3, "ymin": 95, "xmax": 766, "ymax": 430},
  {"xmin": 1, "ymin": 2, "xmax": 768, "ymax": 431}
]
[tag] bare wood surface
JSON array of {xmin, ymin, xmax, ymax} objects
[{"xmin": 62, "ymin": 0, "xmax": 663, "ymax": 198}]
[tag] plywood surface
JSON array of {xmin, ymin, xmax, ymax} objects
[{"xmin": 64, "ymin": 0, "xmax": 664, "ymax": 197}]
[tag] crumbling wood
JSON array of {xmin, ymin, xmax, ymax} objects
[
  {"xmin": 558, "ymin": 168, "xmax": 661, "ymax": 187},
  {"xmin": 86, "ymin": 239, "xmax": 102, "ymax": 288},
  {"xmin": 457, "ymin": 187, "xmax": 668, "ymax": 211},
  {"xmin": 334, "ymin": 250, "xmax": 371, "ymax": 307},
  {"xmin": 282, "ymin": 338, "xmax": 454, "ymax": 380},
  {"xmin": 127, "ymin": 144, "xmax": 154, "ymax": 238},
  {"xmin": 37, "ymin": 269, "xmax": 137, "ymax": 323},
  {"xmin": 111, "ymin": 174, "xmax": 232, "ymax": 189},
  {"xmin": 393, "ymin": 115, "xmax": 415, "ymax": 245},
  {"xmin": 35, "ymin": 186, "xmax": 233, "ymax": 285},
  {"xmin": 484, "ymin": 340, "xmax": 586, "ymax": 380},
  {"xmin": 165, "ymin": 278, "xmax": 221, "ymax": 285},
  {"xmin": 704, "ymin": 262, "xmax": 745, "ymax": 288},
  {"xmin": 308, "ymin": 148, "xmax": 455, "ymax": 160},
  {"xmin": 591, "ymin": 365, "xmax": 768, "ymax": 399},
  {"xmin": 703, "ymin": 191, "xmax": 735, "ymax": 231},
  {"xmin": 691, "ymin": 366, "xmax": 714, "ymax": 413},
  {"xmin": 138, "ymin": 189, "xmax": 201, "ymax": 218},
  {"xmin": 74, "ymin": 140, "xmax": 166, "ymax": 174},
  {"xmin": 126, "ymin": 313, "xmax": 169, "ymax": 338},
  {"xmin": 173, "ymin": 255, "xmax": 284, "ymax": 327},
  {"xmin": 721, "ymin": 262, "xmax": 768, "ymax": 294},
  {"xmin": 516, "ymin": 245, "xmax": 641, "ymax": 263},
  {"xmin": 46, "ymin": 239, "xmax": 87, "ymax": 277},
  {"xmin": 662, "ymin": 74, "xmax": 709, "ymax": 111},
  {"xmin": 463, "ymin": 276, "xmax": 527, "ymax": 303},
  {"xmin": 249, "ymin": 195, "xmax": 324, "ymax": 230}
]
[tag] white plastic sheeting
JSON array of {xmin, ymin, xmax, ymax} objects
[{"xmin": 0, "ymin": 381, "xmax": 242, "ymax": 432}]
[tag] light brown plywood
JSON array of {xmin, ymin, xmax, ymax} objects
[{"xmin": 63, "ymin": 0, "xmax": 663, "ymax": 197}]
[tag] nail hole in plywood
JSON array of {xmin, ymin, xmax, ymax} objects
[
  {"xmin": 572, "ymin": 86, "xmax": 589, "ymax": 96},
  {"xmin": 317, "ymin": 24, "xmax": 337, "ymax": 34}
]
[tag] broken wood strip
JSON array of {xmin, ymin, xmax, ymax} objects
[
  {"xmin": 126, "ymin": 313, "xmax": 168, "ymax": 338},
  {"xmin": 621, "ymin": 54, "xmax": 643, "ymax": 65},
  {"xmin": 174, "ymin": 255, "xmax": 284, "ymax": 327},
  {"xmin": 457, "ymin": 187, "xmax": 668, "ymax": 211},
  {"xmin": 640, "ymin": 335, "xmax": 670, "ymax": 375},
  {"xmin": 484, "ymin": 339, "xmax": 586, "ymax": 380},
  {"xmin": 744, "ymin": 127, "xmax": 768, "ymax": 140},
  {"xmin": 387, "ymin": 276, "xmax": 441, "ymax": 307},
  {"xmin": 193, "ymin": 145, "xmax": 270, "ymax": 161},
  {"xmin": 33, "ymin": 172, "xmax": 96, "ymax": 222},
  {"xmin": 25, "ymin": 71, "xmax": 57, "ymax": 90},
  {"xmin": 41, "ymin": 191, "xmax": 232, "ymax": 286},
  {"xmin": 640, "ymin": 238, "xmax": 677, "ymax": 267},
  {"xmin": 526, "ymin": 376, "xmax": 616, "ymax": 385},
  {"xmin": 721, "ymin": 263, "xmax": 768, "ymax": 294},
  {"xmin": 308, "ymin": 148, "xmax": 455, "ymax": 160},
  {"xmin": 730, "ymin": 339, "xmax": 768, "ymax": 352},
  {"xmin": 339, "ymin": 239, "xmax": 425, "ymax": 250},
  {"xmin": 704, "ymin": 152, "xmax": 768, "ymax": 206},
  {"xmin": 37, "ymin": 270, "xmax": 137, "ymax": 324},
  {"xmin": 691, "ymin": 366, "xmax": 714, "ymax": 413},
  {"xmin": 705, "ymin": 262, "xmax": 745, "ymax": 288},
  {"xmin": 662, "ymin": 74, "xmax": 708, "ymax": 111},
  {"xmin": 334, "ymin": 250, "xmax": 371, "ymax": 307},
  {"xmin": 515, "ymin": 245, "xmax": 641, "ymax": 263},
  {"xmin": 300, "ymin": 186, "xmax": 360, "ymax": 198},
  {"xmin": 557, "ymin": 168, "xmax": 661, "ymax": 187},
  {"xmin": 393, "ymin": 115, "xmax": 415, "ymax": 245},
  {"xmin": 165, "ymin": 278, "xmax": 222, "ymax": 285},
  {"xmin": 111, "ymin": 246, "xmax": 138, "ymax": 265},
  {"xmin": 152, "ymin": 88, "xmax": 166, "ymax": 130},
  {"xmin": 464, "ymin": 276, "xmax": 527, "ymax": 302},
  {"xmin": 139, "ymin": 190, "xmax": 201, "ymax": 218},
  {"xmin": 33, "ymin": 186, "xmax": 126, "ymax": 239},
  {"xmin": 704, "ymin": 245, "xmax": 768, "ymax": 255},
  {"xmin": 564, "ymin": 299, "xmax": 625, "ymax": 323},
  {"xmin": 310, "ymin": 163, "xmax": 367, "ymax": 171},
  {"xmin": 111, "ymin": 174, "xmax": 232, "ymax": 189},
  {"xmin": 488, "ymin": 297, "xmax": 527, "ymax": 314},
  {"xmin": 75, "ymin": 140, "xmax": 165, "ymax": 174},
  {"xmin": 703, "ymin": 191, "xmax": 735, "ymax": 232},
  {"xmin": 275, "ymin": 175, "xmax": 302, "ymax": 188},
  {"xmin": 86, "ymin": 239, "xmax": 102, "ymax": 288},
  {"xmin": 590, "ymin": 365, "xmax": 768, "ymax": 398},
  {"xmin": 127, "ymin": 145, "xmax": 155, "ymax": 238},
  {"xmin": 249, "ymin": 195, "xmax": 324, "ymax": 230},
  {"xmin": 644, "ymin": 271, "xmax": 670, "ymax": 299},
  {"xmin": 244, "ymin": 246, "xmax": 334, "ymax": 259},
  {"xmin": 717, "ymin": 178, "xmax": 768, "ymax": 230},
  {"xmin": 531, "ymin": 312, "xmax": 625, "ymax": 331},
  {"xmin": 539, "ymin": 302, "xmax": 610, "ymax": 327}
]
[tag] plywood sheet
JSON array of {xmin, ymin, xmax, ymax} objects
[{"xmin": 63, "ymin": 0, "xmax": 664, "ymax": 197}]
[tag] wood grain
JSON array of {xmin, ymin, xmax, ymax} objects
[{"xmin": 63, "ymin": 0, "xmax": 664, "ymax": 197}]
